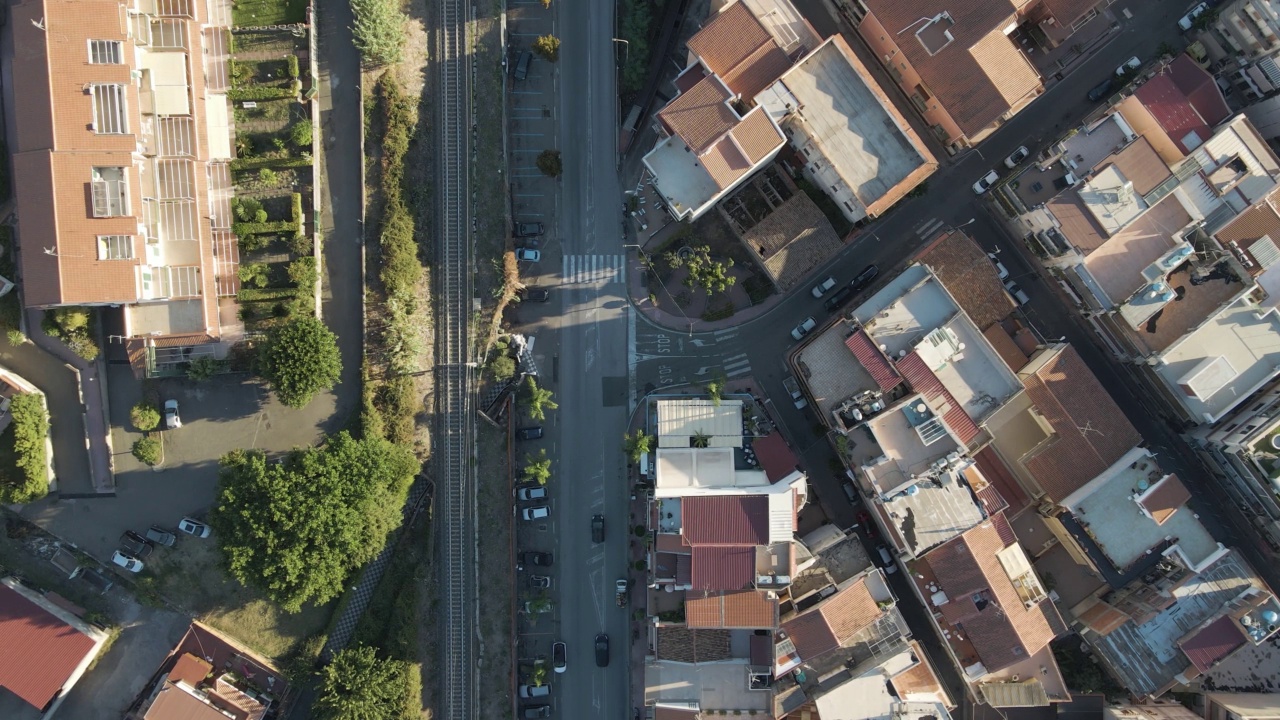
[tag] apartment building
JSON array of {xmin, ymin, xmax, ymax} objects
[
  {"xmin": 1214, "ymin": 0, "xmax": 1280, "ymax": 64},
  {"xmin": 8, "ymin": 0, "xmax": 235, "ymax": 376},
  {"xmin": 1204, "ymin": 693, "xmax": 1280, "ymax": 720},
  {"xmin": 644, "ymin": 0, "xmax": 935, "ymax": 222}
]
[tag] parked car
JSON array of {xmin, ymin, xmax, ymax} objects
[
  {"xmin": 1087, "ymin": 77, "xmax": 1114, "ymax": 102},
  {"xmin": 850, "ymin": 265, "xmax": 879, "ymax": 293},
  {"xmin": 518, "ymin": 684, "xmax": 551, "ymax": 698},
  {"xmin": 522, "ymin": 506, "xmax": 550, "ymax": 521},
  {"xmin": 842, "ymin": 481, "xmax": 857, "ymax": 503},
  {"xmin": 514, "ymin": 50, "xmax": 533, "ymax": 81},
  {"xmin": 146, "ymin": 526, "xmax": 176, "ymax": 547},
  {"xmin": 988, "ymin": 252, "xmax": 1009, "ymax": 280},
  {"xmin": 823, "ymin": 286, "xmax": 855, "ymax": 312},
  {"xmin": 521, "ymin": 287, "xmax": 550, "ymax": 303},
  {"xmin": 517, "ymin": 486, "xmax": 548, "ymax": 501},
  {"xmin": 515, "ymin": 222, "xmax": 544, "ymax": 238},
  {"xmin": 1004, "ymin": 146, "xmax": 1029, "ymax": 169},
  {"xmin": 1179, "ymin": 2, "xmax": 1208, "ymax": 31},
  {"xmin": 523, "ymin": 599, "xmax": 552, "ymax": 614},
  {"xmin": 1116, "ymin": 56, "xmax": 1141, "ymax": 77},
  {"xmin": 591, "ymin": 514, "xmax": 605, "ymax": 543},
  {"xmin": 875, "ymin": 544, "xmax": 898, "ymax": 574},
  {"xmin": 529, "ymin": 575, "xmax": 552, "ymax": 589},
  {"xmin": 111, "ymin": 551, "xmax": 143, "ymax": 573},
  {"xmin": 810, "ymin": 276, "xmax": 836, "ymax": 298},
  {"xmin": 782, "ymin": 375, "xmax": 807, "ymax": 410},
  {"xmin": 517, "ymin": 426, "xmax": 544, "ymax": 441},
  {"xmin": 164, "ymin": 399, "xmax": 182, "ymax": 429},
  {"xmin": 790, "ymin": 316, "xmax": 817, "ymax": 341},
  {"xmin": 595, "ymin": 633, "xmax": 610, "ymax": 667},
  {"xmin": 1004, "ymin": 279, "xmax": 1030, "ymax": 306},
  {"xmin": 972, "ymin": 169, "xmax": 1000, "ymax": 195},
  {"xmin": 515, "ymin": 248, "xmax": 541, "ymax": 263},
  {"xmin": 523, "ymin": 705, "xmax": 552, "ymax": 719},
  {"xmin": 177, "ymin": 517, "xmax": 210, "ymax": 538},
  {"xmin": 518, "ymin": 551, "xmax": 553, "ymax": 569},
  {"xmin": 119, "ymin": 531, "xmax": 154, "ymax": 559},
  {"xmin": 552, "ymin": 641, "xmax": 567, "ymax": 673}
]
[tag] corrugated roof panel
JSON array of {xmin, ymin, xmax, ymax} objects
[{"xmin": 844, "ymin": 329, "xmax": 903, "ymax": 392}]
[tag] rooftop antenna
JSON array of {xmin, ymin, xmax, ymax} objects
[
  {"xmin": 31, "ymin": 16, "xmax": 45, "ymax": 30},
  {"xmin": 1077, "ymin": 420, "xmax": 1104, "ymax": 438}
]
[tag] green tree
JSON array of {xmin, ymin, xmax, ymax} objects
[
  {"xmin": 132, "ymin": 436, "xmax": 161, "ymax": 466},
  {"xmin": 290, "ymin": 119, "xmax": 313, "ymax": 148},
  {"xmin": 1, "ymin": 393, "xmax": 50, "ymax": 503},
  {"xmin": 520, "ymin": 376, "xmax": 558, "ymax": 421},
  {"xmin": 239, "ymin": 262, "xmax": 270, "ymax": 288},
  {"xmin": 212, "ymin": 432, "xmax": 416, "ymax": 611},
  {"xmin": 536, "ymin": 149, "xmax": 562, "ymax": 177},
  {"xmin": 528, "ymin": 660, "xmax": 549, "ymax": 686},
  {"xmin": 488, "ymin": 354, "xmax": 515, "ymax": 381},
  {"xmin": 523, "ymin": 449, "xmax": 552, "ymax": 485},
  {"xmin": 186, "ymin": 356, "xmax": 224, "ymax": 382},
  {"xmin": 350, "ymin": 0, "xmax": 407, "ymax": 66},
  {"xmin": 130, "ymin": 403, "xmax": 161, "ymax": 432},
  {"xmin": 623, "ymin": 429, "xmax": 652, "ymax": 464},
  {"xmin": 673, "ymin": 245, "xmax": 735, "ymax": 293},
  {"xmin": 705, "ymin": 372, "xmax": 726, "ymax": 406},
  {"xmin": 315, "ymin": 645, "xmax": 416, "ymax": 720},
  {"xmin": 533, "ymin": 34, "xmax": 560, "ymax": 61},
  {"xmin": 258, "ymin": 316, "xmax": 342, "ymax": 408}
]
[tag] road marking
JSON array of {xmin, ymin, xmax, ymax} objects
[
  {"xmin": 561, "ymin": 254, "xmax": 624, "ymax": 284},
  {"xmin": 723, "ymin": 354, "xmax": 752, "ymax": 378},
  {"xmin": 915, "ymin": 217, "xmax": 945, "ymax": 240}
]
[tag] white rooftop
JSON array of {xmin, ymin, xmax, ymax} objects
[
  {"xmin": 655, "ymin": 447, "xmax": 771, "ymax": 497},
  {"xmin": 739, "ymin": 0, "xmax": 821, "ymax": 55},
  {"xmin": 1079, "ymin": 165, "xmax": 1147, "ymax": 235},
  {"xmin": 657, "ymin": 399, "xmax": 744, "ymax": 448},
  {"xmin": 814, "ymin": 648, "xmax": 953, "ymax": 720},
  {"xmin": 643, "ymin": 134, "xmax": 721, "ymax": 220},
  {"xmin": 863, "ymin": 393, "xmax": 965, "ymax": 497},
  {"xmin": 645, "ymin": 660, "xmax": 770, "ymax": 713},
  {"xmin": 1154, "ymin": 296, "xmax": 1280, "ymax": 423},
  {"xmin": 1195, "ymin": 116, "xmax": 1280, "ymax": 216}
]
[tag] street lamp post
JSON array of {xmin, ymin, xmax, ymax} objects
[{"xmin": 612, "ymin": 38, "xmax": 630, "ymax": 66}]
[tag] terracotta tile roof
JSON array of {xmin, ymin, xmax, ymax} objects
[
  {"xmin": 143, "ymin": 681, "xmax": 233, "ymax": 720},
  {"xmin": 896, "ymin": 351, "xmax": 981, "ymax": 445},
  {"xmin": 682, "ymin": 495, "xmax": 771, "ymax": 545},
  {"xmin": 974, "ymin": 446, "xmax": 1031, "ymax": 515},
  {"xmin": 753, "ymin": 431, "xmax": 799, "ymax": 483},
  {"xmin": 659, "ymin": 75, "xmax": 739, "ymax": 154},
  {"xmin": 1020, "ymin": 346, "xmax": 1142, "ymax": 502},
  {"xmin": 845, "ymin": 328, "xmax": 904, "ymax": 391},
  {"xmin": 1075, "ymin": 598, "xmax": 1132, "ymax": 636},
  {"xmin": 1169, "ymin": 54, "xmax": 1230, "ymax": 127},
  {"xmin": 1047, "ymin": 191, "xmax": 1111, "ymax": 253},
  {"xmin": 0, "ymin": 583, "xmax": 98, "ymax": 711},
  {"xmin": 686, "ymin": 590, "xmax": 778, "ymax": 628},
  {"xmin": 732, "ymin": 109, "xmax": 785, "ymax": 164},
  {"xmin": 675, "ymin": 64, "xmax": 707, "ymax": 94},
  {"xmin": 655, "ymin": 627, "xmax": 733, "ymax": 663},
  {"xmin": 1180, "ymin": 615, "xmax": 1247, "ymax": 673},
  {"xmin": 691, "ymin": 545, "xmax": 757, "ymax": 591},
  {"xmin": 656, "ymin": 533, "xmax": 688, "ymax": 553},
  {"xmin": 780, "ymin": 577, "xmax": 882, "ymax": 662},
  {"xmin": 701, "ymin": 138, "xmax": 753, "ymax": 189},
  {"xmin": 983, "ymin": 324, "xmax": 1030, "ymax": 372},
  {"xmin": 990, "ymin": 511, "xmax": 1017, "ymax": 547},
  {"xmin": 1100, "ymin": 137, "xmax": 1171, "ymax": 196},
  {"xmin": 915, "ymin": 229, "xmax": 1015, "ymax": 330},
  {"xmin": 860, "ymin": 0, "xmax": 1041, "ymax": 139},
  {"xmin": 1139, "ymin": 474, "xmax": 1192, "ymax": 525},
  {"xmin": 687, "ymin": 2, "xmax": 790, "ymax": 99},
  {"xmin": 169, "ymin": 653, "xmax": 213, "ymax": 686},
  {"xmin": 1134, "ymin": 74, "xmax": 1213, "ymax": 155}
]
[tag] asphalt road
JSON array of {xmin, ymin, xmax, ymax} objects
[{"xmin": 627, "ymin": 0, "xmax": 1209, "ymax": 706}]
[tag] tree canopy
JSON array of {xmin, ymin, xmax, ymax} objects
[
  {"xmin": 130, "ymin": 403, "xmax": 160, "ymax": 432},
  {"xmin": 667, "ymin": 244, "xmax": 736, "ymax": 294},
  {"xmin": 533, "ymin": 35, "xmax": 560, "ymax": 61},
  {"xmin": 211, "ymin": 432, "xmax": 417, "ymax": 612},
  {"xmin": 523, "ymin": 450, "xmax": 552, "ymax": 485},
  {"xmin": 259, "ymin": 316, "xmax": 343, "ymax": 408},
  {"xmin": 315, "ymin": 646, "xmax": 418, "ymax": 720},
  {"xmin": 520, "ymin": 376, "xmax": 558, "ymax": 421},
  {"xmin": 622, "ymin": 429, "xmax": 652, "ymax": 464}
]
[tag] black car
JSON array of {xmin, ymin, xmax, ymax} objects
[
  {"xmin": 522, "ymin": 705, "xmax": 551, "ymax": 719},
  {"xmin": 823, "ymin": 285, "xmax": 854, "ymax": 312},
  {"xmin": 1087, "ymin": 77, "xmax": 1114, "ymax": 102},
  {"xmin": 518, "ymin": 551, "xmax": 554, "ymax": 569},
  {"xmin": 119, "ymin": 531, "xmax": 154, "ymax": 559},
  {"xmin": 521, "ymin": 287, "xmax": 550, "ymax": 303},
  {"xmin": 591, "ymin": 514, "xmax": 605, "ymax": 543},
  {"xmin": 517, "ymin": 426, "xmax": 544, "ymax": 441},
  {"xmin": 850, "ymin": 264, "xmax": 879, "ymax": 292},
  {"xmin": 515, "ymin": 222, "xmax": 545, "ymax": 238},
  {"xmin": 595, "ymin": 633, "xmax": 610, "ymax": 667}
]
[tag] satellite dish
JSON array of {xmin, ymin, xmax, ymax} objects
[{"xmin": 916, "ymin": 403, "xmax": 927, "ymax": 414}]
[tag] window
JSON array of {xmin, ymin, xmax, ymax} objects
[
  {"xmin": 91, "ymin": 84, "xmax": 128, "ymax": 134},
  {"xmin": 97, "ymin": 235, "xmax": 134, "ymax": 260},
  {"xmin": 88, "ymin": 40, "xmax": 123, "ymax": 64},
  {"xmin": 91, "ymin": 167, "xmax": 129, "ymax": 217}
]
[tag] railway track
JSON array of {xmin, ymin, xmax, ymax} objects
[{"xmin": 436, "ymin": 0, "xmax": 475, "ymax": 718}]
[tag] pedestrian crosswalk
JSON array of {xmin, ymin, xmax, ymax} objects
[
  {"xmin": 722, "ymin": 353, "xmax": 752, "ymax": 379},
  {"xmin": 562, "ymin": 254, "xmax": 625, "ymax": 284},
  {"xmin": 915, "ymin": 217, "xmax": 945, "ymax": 241}
]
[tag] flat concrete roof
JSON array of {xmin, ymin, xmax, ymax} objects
[
  {"xmin": 881, "ymin": 473, "xmax": 986, "ymax": 557},
  {"xmin": 643, "ymin": 134, "xmax": 721, "ymax": 218},
  {"xmin": 126, "ymin": 298, "xmax": 207, "ymax": 335},
  {"xmin": 795, "ymin": 320, "xmax": 880, "ymax": 419},
  {"xmin": 644, "ymin": 660, "xmax": 770, "ymax": 712}
]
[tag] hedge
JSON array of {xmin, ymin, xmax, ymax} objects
[
  {"xmin": 234, "ymin": 220, "xmax": 298, "ymax": 236},
  {"xmin": 231, "ymin": 156, "xmax": 312, "ymax": 171},
  {"xmin": 228, "ymin": 82, "xmax": 301, "ymax": 101},
  {"xmin": 3, "ymin": 393, "xmax": 49, "ymax": 504},
  {"xmin": 287, "ymin": 54, "xmax": 300, "ymax": 79},
  {"xmin": 237, "ymin": 287, "xmax": 298, "ymax": 302},
  {"xmin": 291, "ymin": 192, "xmax": 305, "ymax": 238}
]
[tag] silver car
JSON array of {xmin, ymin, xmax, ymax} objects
[
  {"xmin": 790, "ymin": 317, "xmax": 816, "ymax": 341},
  {"xmin": 164, "ymin": 399, "xmax": 181, "ymax": 429}
]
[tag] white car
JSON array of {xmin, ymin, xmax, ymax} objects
[
  {"xmin": 811, "ymin": 277, "xmax": 836, "ymax": 298},
  {"xmin": 515, "ymin": 248, "xmax": 540, "ymax": 262},
  {"xmin": 178, "ymin": 517, "xmax": 210, "ymax": 538},
  {"xmin": 972, "ymin": 170, "xmax": 1000, "ymax": 195},
  {"xmin": 790, "ymin": 317, "xmax": 817, "ymax": 341},
  {"xmin": 1179, "ymin": 2, "xmax": 1208, "ymax": 31},
  {"xmin": 1004, "ymin": 146, "xmax": 1029, "ymax": 169},
  {"xmin": 988, "ymin": 252, "xmax": 1009, "ymax": 280},
  {"xmin": 112, "ymin": 551, "xmax": 143, "ymax": 573},
  {"xmin": 164, "ymin": 399, "xmax": 181, "ymax": 429},
  {"xmin": 521, "ymin": 505, "xmax": 550, "ymax": 520},
  {"xmin": 1116, "ymin": 56, "xmax": 1140, "ymax": 77},
  {"xmin": 1004, "ymin": 279, "xmax": 1030, "ymax": 306}
]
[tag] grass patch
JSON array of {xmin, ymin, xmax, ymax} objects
[
  {"xmin": 795, "ymin": 177, "xmax": 853, "ymax": 237},
  {"xmin": 232, "ymin": 0, "xmax": 307, "ymax": 27}
]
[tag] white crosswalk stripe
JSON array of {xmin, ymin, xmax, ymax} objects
[
  {"xmin": 915, "ymin": 217, "xmax": 945, "ymax": 240},
  {"xmin": 561, "ymin": 254, "xmax": 626, "ymax": 284},
  {"xmin": 722, "ymin": 353, "xmax": 751, "ymax": 378}
]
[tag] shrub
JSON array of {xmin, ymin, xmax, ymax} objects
[
  {"xmin": 291, "ymin": 192, "xmax": 305, "ymax": 237},
  {"xmin": 536, "ymin": 149, "xmax": 562, "ymax": 177},
  {"xmin": 228, "ymin": 85, "xmax": 298, "ymax": 101},
  {"xmin": 488, "ymin": 354, "xmax": 515, "ymax": 381},
  {"xmin": 238, "ymin": 262, "xmax": 270, "ymax": 288},
  {"xmin": 232, "ymin": 197, "xmax": 265, "ymax": 223},
  {"xmin": 350, "ymin": 0, "xmax": 407, "ymax": 66},
  {"xmin": 289, "ymin": 256, "xmax": 318, "ymax": 289},
  {"xmin": 533, "ymin": 35, "xmax": 560, "ymax": 61},
  {"xmin": 231, "ymin": 155, "xmax": 312, "ymax": 171},
  {"xmin": 2, "ymin": 393, "xmax": 50, "ymax": 504},
  {"xmin": 6, "ymin": 329, "xmax": 25, "ymax": 346},
  {"xmin": 186, "ymin": 356, "xmax": 224, "ymax": 382},
  {"xmin": 234, "ymin": 220, "xmax": 299, "ymax": 236},
  {"xmin": 130, "ymin": 403, "xmax": 161, "ymax": 432},
  {"xmin": 379, "ymin": 206, "xmax": 420, "ymax": 298},
  {"xmin": 287, "ymin": 54, "xmax": 300, "ymax": 79},
  {"xmin": 132, "ymin": 436, "xmax": 162, "ymax": 466},
  {"xmin": 290, "ymin": 119, "xmax": 313, "ymax": 148},
  {"xmin": 238, "ymin": 287, "xmax": 298, "ymax": 302},
  {"xmin": 259, "ymin": 168, "xmax": 278, "ymax": 186}
]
